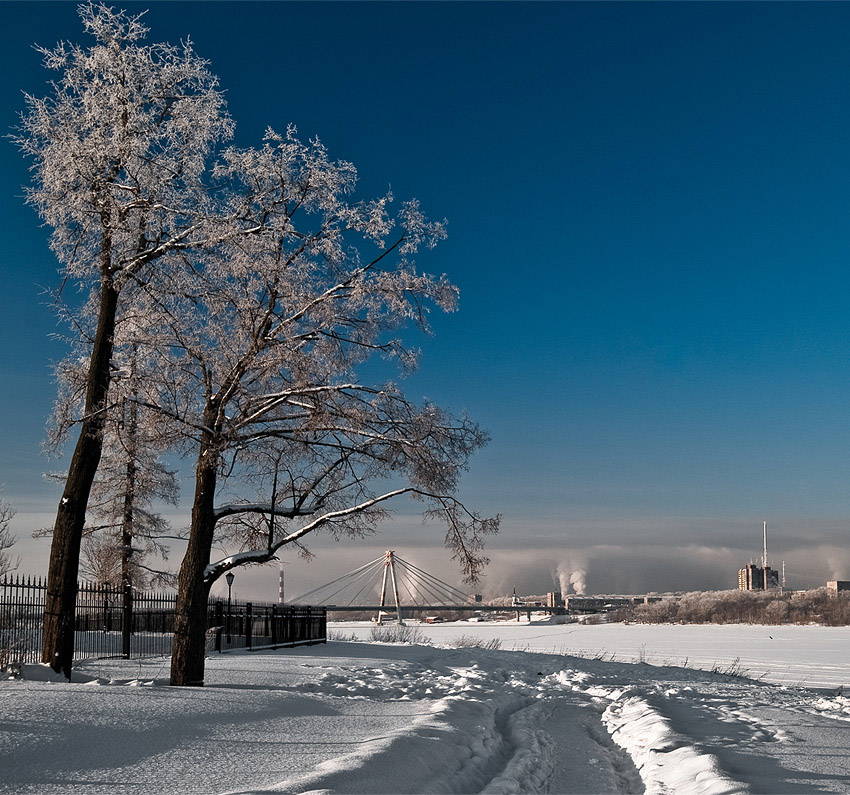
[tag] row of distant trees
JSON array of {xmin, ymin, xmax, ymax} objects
[
  {"xmin": 0, "ymin": 491, "xmax": 16, "ymax": 577},
  {"xmin": 16, "ymin": 4, "xmax": 497, "ymax": 686},
  {"xmin": 622, "ymin": 589, "xmax": 850, "ymax": 626}
]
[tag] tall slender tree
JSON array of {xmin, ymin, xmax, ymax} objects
[
  {"xmin": 45, "ymin": 337, "xmax": 179, "ymax": 591},
  {"xmin": 0, "ymin": 490, "xmax": 17, "ymax": 577},
  {"xmin": 15, "ymin": 3, "xmax": 232, "ymax": 677}
]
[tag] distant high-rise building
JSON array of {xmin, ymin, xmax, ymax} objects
[
  {"xmin": 739, "ymin": 522, "xmax": 781, "ymax": 591},
  {"xmin": 738, "ymin": 564, "xmax": 779, "ymax": 591},
  {"xmin": 546, "ymin": 591, "xmax": 564, "ymax": 608}
]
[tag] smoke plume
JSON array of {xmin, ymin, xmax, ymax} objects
[
  {"xmin": 569, "ymin": 568, "xmax": 587, "ymax": 595},
  {"xmin": 555, "ymin": 559, "xmax": 588, "ymax": 596}
]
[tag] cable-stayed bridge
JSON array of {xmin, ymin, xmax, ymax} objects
[
  {"xmin": 290, "ymin": 551, "xmax": 655, "ymax": 622},
  {"xmin": 289, "ymin": 550, "xmax": 512, "ymax": 623}
]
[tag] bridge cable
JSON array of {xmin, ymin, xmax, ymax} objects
[
  {"xmin": 291, "ymin": 555, "xmax": 385, "ymax": 604},
  {"xmin": 395, "ymin": 557, "xmax": 474, "ymax": 604},
  {"xmin": 397, "ymin": 572, "xmax": 420, "ymax": 605},
  {"xmin": 348, "ymin": 567, "xmax": 385, "ymax": 606},
  {"xmin": 318, "ymin": 563, "xmax": 383, "ymax": 606},
  {"xmin": 333, "ymin": 557, "xmax": 389, "ymax": 605},
  {"xmin": 395, "ymin": 557, "xmax": 473, "ymax": 601},
  {"xmin": 403, "ymin": 568, "xmax": 448, "ymax": 605},
  {"xmin": 393, "ymin": 558, "xmax": 460, "ymax": 605}
]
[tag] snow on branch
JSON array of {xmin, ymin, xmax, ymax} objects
[
  {"xmin": 212, "ymin": 502, "xmax": 315, "ymax": 522},
  {"xmin": 203, "ymin": 487, "xmax": 499, "ymax": 585}
]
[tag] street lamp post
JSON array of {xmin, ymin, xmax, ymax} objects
[{"xmin": 225, "ymin": 572, "xmax": 235, "ymax": 644}]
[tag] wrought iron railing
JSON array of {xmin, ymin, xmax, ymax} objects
[{"xmin": 0, "ymin": 575, "xmax": 326, "ymax": 666}]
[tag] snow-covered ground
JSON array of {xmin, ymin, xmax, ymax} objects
[
  {"xmin": 3, "ymin": 621, "xmax": 850, "ymax": 794},
  {"xmin": 333, "ymin": 617, "xmax": 850, "ymax": 689}
]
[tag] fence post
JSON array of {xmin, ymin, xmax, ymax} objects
[
  {"xmin": 122, "ymin": 582, "xmax": 132, "ymax": 659},
  {"xmin": 214, "ymin": 601, "xmax": 223, "ymax": 652},
  {"xmin": 271, "ymin": 604, "xmax": 278, "ymax": 646},
  {"xmin": 245, "ymin": 602, "xmax": 252, "ymax": 649},
  {"xmin": 102, "ymin": 583, "xmax": 110, "ymax": 633}
]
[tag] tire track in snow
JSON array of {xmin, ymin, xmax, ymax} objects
[
  {"xmin": 583, "ymin": 706, "xmax": 647, "ymax": 793},
  {"xmin": 248, "ymin": 656, "xmax": 642, "ymax": 793},
  {"xmin": 422, "ymin": 690, "xmax": 546, "ymax": 794},
  {"xmin": 397, "ymin": 666, "xmax": 639, "ymax": 794},
  {"xmin": 232, "ymin": 647, "xmax": 766, "ymax": 794}
]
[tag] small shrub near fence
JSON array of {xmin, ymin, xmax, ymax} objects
[{"xmin": 0, "ymin": 575, "xmax": 325, "ymax": 668}]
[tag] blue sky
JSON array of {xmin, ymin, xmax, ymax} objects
[{"xmin": 4, "ymin": 2, "xmax": 850, "ymax": 600}]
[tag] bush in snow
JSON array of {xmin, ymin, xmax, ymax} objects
[
  {"xmin": 449, "ymin": 635, "xmax": 502, "ymax": 650},
  {"xmin": 369, "ymin": 625, "xmax": 425, "ymax": 644}
]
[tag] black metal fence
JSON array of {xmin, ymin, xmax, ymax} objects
[
  {"xmin": 210, "ymin": 599, "xmax": 326, "ymax": 653},
  {"xmin": 0, "ymin": 575, "xmax": 326, "ymax": 666}
]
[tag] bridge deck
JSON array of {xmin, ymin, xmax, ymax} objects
[{"xmin": 315, "ymin": 604, "xmax": 567, "ymax": 614}]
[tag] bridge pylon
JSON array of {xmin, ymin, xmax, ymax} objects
[
  {"xmin": 290, "ymin": 550, "xmax": 478, "ymax": 615},
  {"xmin": 377, "ymin": 550, "xmax": 403, "ymax": 625}
]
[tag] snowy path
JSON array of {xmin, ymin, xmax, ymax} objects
[{"xmin": 4, "ymin": 637, "xmax": 850, "ymax": 793}]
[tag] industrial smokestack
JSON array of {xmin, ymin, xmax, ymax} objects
[
  {"xmin": 763, "ymin": 521, "xmax": 768, "ymax": 570},
  {"xmin": 278, "ymin": 568, "xmax": 285, "ymax": 605}
]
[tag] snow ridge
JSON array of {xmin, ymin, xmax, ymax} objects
[{"xmin": 599, "ymin": 688, "xmax": 747, "ymax": 795}]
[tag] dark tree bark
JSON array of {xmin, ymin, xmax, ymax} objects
[
  {"xmin": 120, "ymin": 385, "xmax": 138, "ymax": 659},
  {"xmin": 170, "ymin": 423, "xmax": 218, "ymax": 686},
  {"xmin": 42, "ymin": 273, "xmax": 118, "ymax": 678}
]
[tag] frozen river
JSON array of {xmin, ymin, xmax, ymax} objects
[{"xmin": 330, "ymin": 618, "xmax": 850, "ymax": 689}]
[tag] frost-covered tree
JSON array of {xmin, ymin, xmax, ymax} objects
[
  {"xmin": 0, "ymin": 491, "xmax": 17, "ymax": 577},
  {"xmin": 46, "ymin": 338, "xmax": 179, "ymax": 592},
  {"xmin": 42, "ymin": 440, "xmax": 177, "ymax": 590},
  {"xmin": 15, "ymin": 3, "xmax": 231, "ymax": 677},
  {"xmin": 80, "ymin": 439, "xmax": 178, "ymax": 591},
  {"xmin": 132, "ymin": 129, "xmax": 498, "ymax": 686}
]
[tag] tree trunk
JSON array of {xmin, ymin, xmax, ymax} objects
[
  {"xmin": 121, "ymin": 384, "xmax": 138, "ymax": 659},
  {"xmin": 42, "ymin": 274, "xmax": 119, "ymax": 678},
  {"xmin": 170, "ymin": 427, "xmax": 218, "ymax": 686}
]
